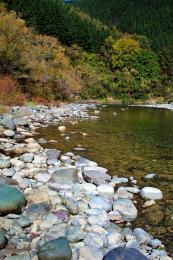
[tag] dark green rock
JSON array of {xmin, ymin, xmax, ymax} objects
[
  {"xmin": 0, "ymin": 184, "xmax": 26, "ymax": 215},
  {"xmin": 38, "ymin": 237, "xmax": 72, "ymax": 260}
]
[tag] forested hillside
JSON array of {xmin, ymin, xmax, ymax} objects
[
  {"xmin": 0, "ymin": 0, "xmax": 171, "ymax": 103},
  {"xmin": 73, "ymin": 0, "xmax": 173, "ymax": 51}
]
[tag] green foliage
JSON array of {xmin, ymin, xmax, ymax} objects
[
  {"xmin": 110, "ymin": 37, "xmax": 161, "ymax": 99},
  {"xmin": 66, "ymin": 46, "xmax": 114, "ymax": 99}
]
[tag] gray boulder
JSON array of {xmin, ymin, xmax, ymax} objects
[
  {"xmin": 14, "ymin": 117, "xmax": 28, "ymax": 126},
  {"xmin": 23, "ymin": 203, "xmax": 50, "ymax": 221},
  {"xmin": 0, "ymin": 229, "xmax": 6, "ymax": 249},
  {"xmin": 1, "ymin": 116, "xmax": 15, "ymax": 130}
]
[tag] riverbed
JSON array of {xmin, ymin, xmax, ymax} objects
[{"xmin": 38, "ymin": 105, "xmax": 173, "ymax": 253}]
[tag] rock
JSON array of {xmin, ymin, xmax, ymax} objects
[
  {"xmin": 20, "ymin": 153, "xmax": 34, "ymax": 163},
  {"xmin": 0, "ymin": 217, "xmax": 13, "ymax": 231},
  {"xmin": 17, "ymin": 216, "xmax": 32, "ymax": 228},
  {"xmin": 0, "ymin": 176, "xmax": 17, "ymax": 186},
  {"xmin": 111, "ymin": 177, "xmax": 128, "ymax": 187},
  {"xmin": 82, "ymin": 166, "xmax": 111, "ymax": 185},
  {"xmin": 113, "ymin": 199, "xmax": 137, "ymax": 222},
  {"xmin": 58, "ymin": 126, "xmax": 66, "ymax": 132},
  {"xmin": 97, "ymin": 184, "xmax": 114, "ymax": 196},
  {"xmin": 52, "ymin": 210, "xmax": 69, "ymax": 222},
  {"xmin": 0, "ymin": 229, "xmax": 6, "ymax": 249},
  {"xmin": 84, "ymin": 233, "xmax": 105, "ymax": 248},
  {"xmin": 145, "ymin": 173, "xmax": 156, "ymax": 179},
  {"xmin": 3, "ymin": 130, "xmax": 15, "ymax": 138},
  {"xmin": 87, "ymin": 211, "xmax": 110, "ymax": 228},
  {"xmin": 28, "ymin": 191, "xmax": 50, "ymax": 204},
  {"xmin": 0, "ymin": 159, "xmax": 11, "ymax": 169},
  {"xmin": 62, "ymin": 197, "xmax": 79, "ymax": 215},
  {"xmin": 150, "ymin": 239, "xmax": 162, "ymax": 248},
  {"xmin": 5, "ymin": 254, "xmax": 31, "ymax": 260},
  {"xmin": 66, "ymin": 226, "xmax": 85, "ymax": 243},
  {"xmin": 108, "ymin": 211, "xmax": 123, "ymax": 222},
  {"xmin": 116, "ymin": 187, "xmax": 133, "ymax": 199},
  {"xmin": 40, "ymin": 213, "xmax": 58, "ymax": 230},
  {"xmin": 14, "ymin": 118, "xmax": 28, "ymax": 126},
  {"xmin": 23, "ymin": 203, "xmax": 50, "ymax": 221},
  {"xmin": 49, "ymin": 167, "xmax": 78, "ymax": 191},
  {"xmin": 2, "ymin": 116, "xmax": 15, "ymax": 130},
  {"xmin": 107, "ymin": 232, "xmax": 124, "ymax": 246},
  {"xmin": 0, "ymin": 184, "xmax": 26, "ymax": 215},
  {"xmin": 35, "ymin": 173, "xmax": 51, "ymax": 183},
  {"xmin": 140, "ymin": 187, "xmax": 163, "ymax": 200},
  {"xmin": 143, "ymin": 200, "xmax": 155, "ymax": 208},
  {"xmin": 75, "ymin": 156, "xmax": 97, "ymax": 168},
  {"xmin": 89, "ymin": 196, "xmax": 112, "ymax": 212},
  {"xmin": 38, "ymin": 237, "xmax": 72, "ymax": 260},
  {"xmin": 133, "ymin": 228, "xmax": 152, "ymax": 244},
  {"xmin": 79, "ymin": 246, "xmax": 103, "ymax": 260},
  {"xmin": 103, "ymin": 247, "xmax": 148, "ymax": 260}
]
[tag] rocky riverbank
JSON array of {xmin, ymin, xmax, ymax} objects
[{"xmin": 0, "ymin": 103, "xmax": 171, "ymax": 260}]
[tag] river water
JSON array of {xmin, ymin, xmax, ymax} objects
[{"xmin": 38, "ymin": 105, "xmax": 173, "ymax": 253}]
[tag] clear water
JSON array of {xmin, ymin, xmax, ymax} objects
[{"xmin": 38, "ymin": 105, "xmax": 173, "ymax": 253}]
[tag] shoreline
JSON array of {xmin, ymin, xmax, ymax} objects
[{"xmin": 0, "ymin": 103, "xmax": 171, "ymax": 259}]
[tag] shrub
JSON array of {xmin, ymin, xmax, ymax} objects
[{"xmin": 0, "ymin": 76, "xmax": 26, "ymax": 105}]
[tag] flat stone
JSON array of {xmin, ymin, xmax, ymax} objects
[
  {"xmin": 17, "ymin": 216, "xmax": 32, "ymax": 228},
  {"xmin": 75, "ymin": 156, "xmax": 97, "ymax": 168},
  {"xmin": 5, "ymin": 254, "xmax": 31, "ymax": 260},
  {"xmin": 140, "ymin": 187, "xmax": 163, "ymax": 200},
  {"xmin": 66, "ymin": 226, "xmax": 85, "ymax": 243},
  {"xmin": 113, "ymin": 198, "xmax": 137, "ymax": 222},
  {"xmin": 111, "ymin": 177, "xmax": 128, "ymax": 187},
  {"xmin": 38, "ymin": 237, "xmax": 72, "ymax": 260},
  {"xmin": 35, "ymin": 173, "xmax": 51, "ymax": 183},
  {"xmin": 84, "ymin": 233, "xmax": 105, "ymax": 248},
  {"xmin": 82, "ymin": 166, "xmax": 111, "ymax": 185},
  {"xmin": 0, "ymin": 184, "xmax": 26, "ymax": 215},
  {"xmin": 97, "ymin": 184, "xmax": 114, "ymax": 196},
  {"xmin": 49, "ymin": 167, "xmax": 78, "ymax": 185},
  {"xmin": 62, "ymin": 197, "xmax": 79, "ymax": 215},
  {"xmin": 3, "ymin": 130, "xmax": 15, "ymax": 138},
  {"xmin": 28, "ymin": 191, "xmax": 50, "ymax": 204},
  {"xmin": 79, "ymin": 246, "xmax": 103, "ymax": 260},
  {"xmin": 103, "ymin": 247, "xmax": 148, "ymax": 260},
  {"xmin": 1, "ymin": 116, "xmax": 15, "ymax": 130},
  {"xmin": 14, "ymin": 118, "xmax": 28, "ymax": 126},
  {"xmin": 23, "ymin": 203, "xmax": 50, "ymax": 221},
  {"xmin": 20, "ymin": 153, "xmax": 34, "ymax": 163}
]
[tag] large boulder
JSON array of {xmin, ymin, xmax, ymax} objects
[
  {"xmin": 38, "ymin": 237, "xmax": 72, "ymax": 260},
  {"xmin": 140, "ymin": 187, "xmax": 163, "ymax": 200},
  {"xmin": 82, "ymin": 166, "xmax": 111, "ymax": 185},
  {"xmin": 103, "ymin": 247, "xmax": 147, "ymax": 260},
  {"xmin": 113, "ymin": 198, "xmax": 137, "ymax": 222},
  {"xmin": 0, "ymin": 184, "xmax": 26, "ymax": 215}
]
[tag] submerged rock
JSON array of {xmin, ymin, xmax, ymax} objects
[
  {"xmin": 38, "ymin": 237, "xmax": 72, "ymax": 260},
  {"xmin": 0, "ymin": 184, "xmax": 26, "ymax": 215}
]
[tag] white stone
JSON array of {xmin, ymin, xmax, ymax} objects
[
  {"xmin": 140, "ymin": 187, "xmax": 163, "ymax": 200},
  {"xmin": 58, "ymin": 126, "xmax": 66, "ymax": 132},
  {"xmin": 97, "ymin": 184, "xmax": 114, "ymax": 196}
]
